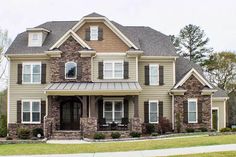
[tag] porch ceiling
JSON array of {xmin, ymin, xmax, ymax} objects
[{"xmin": 44, "ymin": 82, "xmax": 142, "ymax": 95}]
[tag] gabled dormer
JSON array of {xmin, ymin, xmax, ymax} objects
[{"xmin": 27, "ymin": 28, "xmax": 50, "ymax": 47}]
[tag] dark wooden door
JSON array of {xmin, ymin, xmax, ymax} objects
[{"xmin": 61, "ymin": 101, "xmax": 81, "ymax": 130}]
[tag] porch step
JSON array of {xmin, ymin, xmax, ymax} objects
[{"xmin": 50, "ymin": 130, "xmax": 82, "ymax": 140}]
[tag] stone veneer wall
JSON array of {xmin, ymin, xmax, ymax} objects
[
  {"xmin": 174, "ymin": 75, "xmax": 211, "ymax": 132},
  {"xmin": 50, "ymin": 37, "xmax": 91, "ymax": 83},
  {"xmin": 8, "ymin": 123, "xmax": 43, "ymax": 138}
]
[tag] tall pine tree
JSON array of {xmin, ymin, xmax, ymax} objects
[{"xmin": 171, "ymin": 24, "xmax": 213, "ymax": 64}]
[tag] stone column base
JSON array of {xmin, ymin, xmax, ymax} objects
[
  {"xmin": 80, "ymin": 117, "xmax": 97, "ymax": 135},
  {"xmin": 44, "ymin": 117, "xmax": 55, "ymax": 138},
  {"xmin": 130, "ymin": 117, "xmax": 142, "ymax": 132}
]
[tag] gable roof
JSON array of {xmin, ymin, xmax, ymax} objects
[
  {"xmin": 6, "ymin": 13, "xmax": 176, "ymax": 56},
  {"xmin": 175, "ymin": 57, "xmax": 227, "ymax": 97}
]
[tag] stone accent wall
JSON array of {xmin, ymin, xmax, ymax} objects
[
  {"xmin": 44, "ymin": 117, "xmax": 55, "ymax": 138},
  {"xmin": 50, "ymin": 37, "xmax": 91, "ymax": 83},
  {"xmin": 8, "ymin": 123, "xmax": 43, "ymax": 138},
  {"xmin": 174, "ymin": 75, "xmax": 211, "ymax": 132},
  {"xmin": 48, "ymin": 96, "xmax": 61, "ymax": 130},
  {"xmin": 130, "ymin": 118, "xmax": 142, "ymax": 132},
  {"xmin": 80, "ymin": 117, "xmax": 97, "ymax": 135}
]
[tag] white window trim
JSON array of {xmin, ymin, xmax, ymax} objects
[
  {"xmin": 22, "ymin": 62, "xmax": 41, "ymax": 84},
  {"xmin": 149, "ymin": 64, "xmax": 159, "ymax": 85},
  {"xmin": 21, "ymin": 99, "xmax": 41, "ymax": 124},
  {"xmin": 188, "ymin": 98, "xmax": 198, "ymax": 123},
  {"xmin": 65, "ymin": 61, "xmax": 77, "ymax": 79},
  {"xmin": 103, "ymin": 99, "xmax": 124, "ymax": 123},
  {"xmin": 103, "ymin": 60, "xmax": 124, "ymax": 79},
  {"xmin": 149, "ymin": 100, "xmax": 159, "ymax": 123},
  {"xmin": 90, "ymin": 26, "xmax": 98, "ymax": 41}
]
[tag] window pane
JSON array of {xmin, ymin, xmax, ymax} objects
[
  {"xmin": 66, "ymin": 62, "xmax": 76, "ymax": 78},
  {"xmin": 23, "ymin": 65, "xmax": 31, "ymax": 74},
  {"xmin": 33, "ymin": 65, "xmax": 40, "ymax": 73},
  {"xmin": 150, "ymin": 66, "xmax": 157, "ymax": 75},
  {"xmin": 32, "ymin": 102, "xmax": 40, "ymax": 112},
  {"xmin": 115, "ymin": 112, "xmax": 122, "ymax": 122},
  {"xmin": 189, "ymin": 101, "xmax": 196, "ymax": 112},
  {"xmin": 114, "ymin": 71, "xmax": 122, "ymax": 78},
  {"xmin": 104, "ymin": 112, "xmax": 112, "ymax": 122},
  {"xmin": 23, "ymin": 112, "xmax": 30, "ymax": 122},
  {"xmin": 114, "ymin": 63, "xmax": 122, "ymax": 71},
  {"xmin": 32, "ymin": 34, "xmax": 38, "ymax": 40},
  {"xmin": 150, "ymin": 113, "xmax": 157, "ymax": 122},
  {"xmin": 23, "ymin": 102, "xmax": 30, "ymax": 112},
  {"xmin": 150, "ymin": 102, "xmax": 157, "ymax": 111},
  {"xmin": 33, "ymin": 74, "xmax": 40, "ymax": 83},
  {"xmin": 104, "ymin": 63, "xmax": 112, "ymax": 70},
  {"xmin": 189, "ymin": 112, "xmax": 196, "ymax": 122},
  {"xmin": 23, "ymin": 74, "xmax": 31, "ymax": 82},
  {"xmin": 32, "ymin": 112, "xmax": 40, "ymax": 122},
  {"xmin": 104, "ymin": 70, "xmax": 113, "ymax": 78},
  {"xmin": 115, "ymin": 101, "xmax": 122, "ymax": 111},
  {"xmin": 104, "ymin": 102, "xmax": 112, "ymax": 111}
]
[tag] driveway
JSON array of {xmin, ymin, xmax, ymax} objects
[{"xmin": 1, "ymin": 144, "xmax": 236, "ymax": 157}]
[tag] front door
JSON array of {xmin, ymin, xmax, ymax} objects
[
  {"xmin": 212, "ymin": 109, "xmax": 218, "ymax": 131},
  {"xmin": 60, "ymin": 101, "xmax": 81, "ymax": 130}
]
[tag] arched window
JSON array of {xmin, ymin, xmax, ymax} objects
[{"xmin": 65, "ymin": 62, "xmax": 77, "ymax": 79}]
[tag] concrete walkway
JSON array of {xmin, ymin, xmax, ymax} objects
[{"xmin": 2, "ymin": 144, "xmax": 236, "ymax": 157}]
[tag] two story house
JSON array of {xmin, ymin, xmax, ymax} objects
[{"xmin": 6, "ymin": 13, "xmax": 228, "ymax": 138}]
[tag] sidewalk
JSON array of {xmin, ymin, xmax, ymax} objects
[{"xmin": 2, "ymin": 144, "xmax": 236, "ymax": 157}]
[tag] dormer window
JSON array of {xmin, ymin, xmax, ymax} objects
[
  {"xmin": 28, "ymin": 32, "xmax": 42, "ymax": 47},
  {"xmin": 90, "ymin": 26, "xmax": 98, "ymax": 40},
  {"xmin": 32, "ymin": 34, "xmax": 38, "ymax": 40},
  {"xmin": 65, "ymin": 62, "xmax": 77, "ymax": 79}
]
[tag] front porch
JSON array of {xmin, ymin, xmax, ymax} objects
[{"xmin": 44, "ymin": 95, "xmax": 141, "ymax": 138}]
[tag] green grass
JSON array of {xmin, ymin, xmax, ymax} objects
[
  {"xmin": 0, "ymin": 135, "xmax": 236, "ymax": 155},
  {"xmin": 171, "ymin": 151, "xmax": 236, "ymax": 157}
]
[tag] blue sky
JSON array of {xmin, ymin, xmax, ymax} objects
[{"xmin": 0, "ymin": 0, "xmax": 236, "ymax": 90}]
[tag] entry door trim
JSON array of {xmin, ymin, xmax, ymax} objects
[{"xmin": 212, "ymin": 107, "xmax": 219, "ymax": 131}]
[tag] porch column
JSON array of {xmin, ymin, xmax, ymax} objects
[
  {"xmin": 82, "ymin": 96, "xmax": 87, "ymax": 118},
  {"xmin": 90, "ymin": 96, "xmax": 96, "ymax": 117},
  {"xmin": 133, "ymin": 96, "xmax": 139, "ymax": 118}
]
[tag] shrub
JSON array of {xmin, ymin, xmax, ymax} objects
[
  {"xmin": 17, "ymin": 128, "xmax": 31, "ymax": 139},
  {"xmin": 32, "ymin": 128, "xmax": 44, "ymax": 138},
  {"xmin": 199, "ymin": 127, "xmax": 208, "ymax": 132},
  {"xmin": 231, "ymin": 128, "xmax": 236, "ymax": 132},
  {"xmin": 220, "ymin": 128, "xmax": 231, "ymax": 132},
  {"xmin": 158, "ymin": 117, "xmax": 172, "ymax": 134},
  {"xmin": 0, "ymin": 115, "xmax": 7, "ymax": 137},
  {"xmin": 111, "ymin": 132, "xmax": 121, "ymax": 139},
  {"xmin": 145, "ymin": 124, "xmax": 156, "ymax": 134},
  {"xmin": 93, "ymin": 133, "xmax": 105, "ymax": 140},
  {"xmin": 130, "ymin": 132, "xmax": 141, "ymax": 138},
  {"xmin": 210, "ymin": 129, "xmax": 216, "ymax": 132},
  {"xmin": 186, "ymin": 128, "xmax": 195, "ymax": 133},
  {"xmin": 151, "ymin": 132, "xmax": 159, "ymax": 136}
]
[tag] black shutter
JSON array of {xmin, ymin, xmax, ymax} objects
[
  {"xmin": 124, "ymin": 61, "xmax": 129, "ymax": 79},
  {"xmin": 183, "ymin": 101, "xmax": 188, "ymax": 124},
  {"xmin": 144, "ymin": 101, "xmax": 149, "ymax": 123},
  {"xmin": 159, "ymin": 66, "xmax": 164, "ymax": 85},
  {"xmin": 98, "ymin": 62, "xmax": 103, "ymax": 79},
  {"xmin": 198, "ymin": 100, "xmax": 202, "ymax": 123},
  {"xmin": 77, "ymin": 62, "xmax": 82, "ymax": 80},
  {"xmin": 59, "ymin": 62, "xmax": 65, "ymax": 80},
  {"xmin": 98, "ymin": 27, "xmax": 103, "ymax": 41},
  {"xmin": 98, "ymin": 99, "xmax": 103, "ymax": 120},
  {"xmin": 17, "ymin": 100, "xmax": 22, "ymax": 123},
  {"xmin": 41, "ymin": 64, "xmax": 46, "ymax": 84},
  {"xmin": 124, "ymin": 99, "xmax": 129, "ymax": 119},
  {"xmin": 145, "ymin": 65, "xmax": 149, "ymax": 85},
  {"xmin": 41, "ymin": 101, "xmax": 46, "ymax": 123},
  {"xmin": 17, "ymin": 64, "xmax": 22, "ymax": 84},
  {"xmin": 159, "ymin": 101, "xmax": 163, "ymax": 120},
  {"xmin": 85, "ymin": 28, "xmax": 90, "ymax": 41}
]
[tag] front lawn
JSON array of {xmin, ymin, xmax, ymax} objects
[
  {"xmin": 0, "ymin": 135, "xmax": 236, "ymax": 155},
  {"xmin": 171, "ymin": 151, "xmax": 236, "ymax": 157}
]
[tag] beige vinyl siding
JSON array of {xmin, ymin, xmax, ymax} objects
[
  {"xmin": 8, "ymin": 59, "xmax": 49, "ymax": 123},
  {"xmin": 212, "ymin": 99, "xmax": 226, "ymax": 130},
  {"xmin": 93, "ymin": 55, "xmax": 137, "ymax": 82},
  {"xmin": 138, "ymin": 59, "xmax": 175, "ymax": 123}
]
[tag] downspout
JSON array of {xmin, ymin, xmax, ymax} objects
[{"xmin": 169, "ymin": 92, "xmax": 175, "ymax": 130}]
